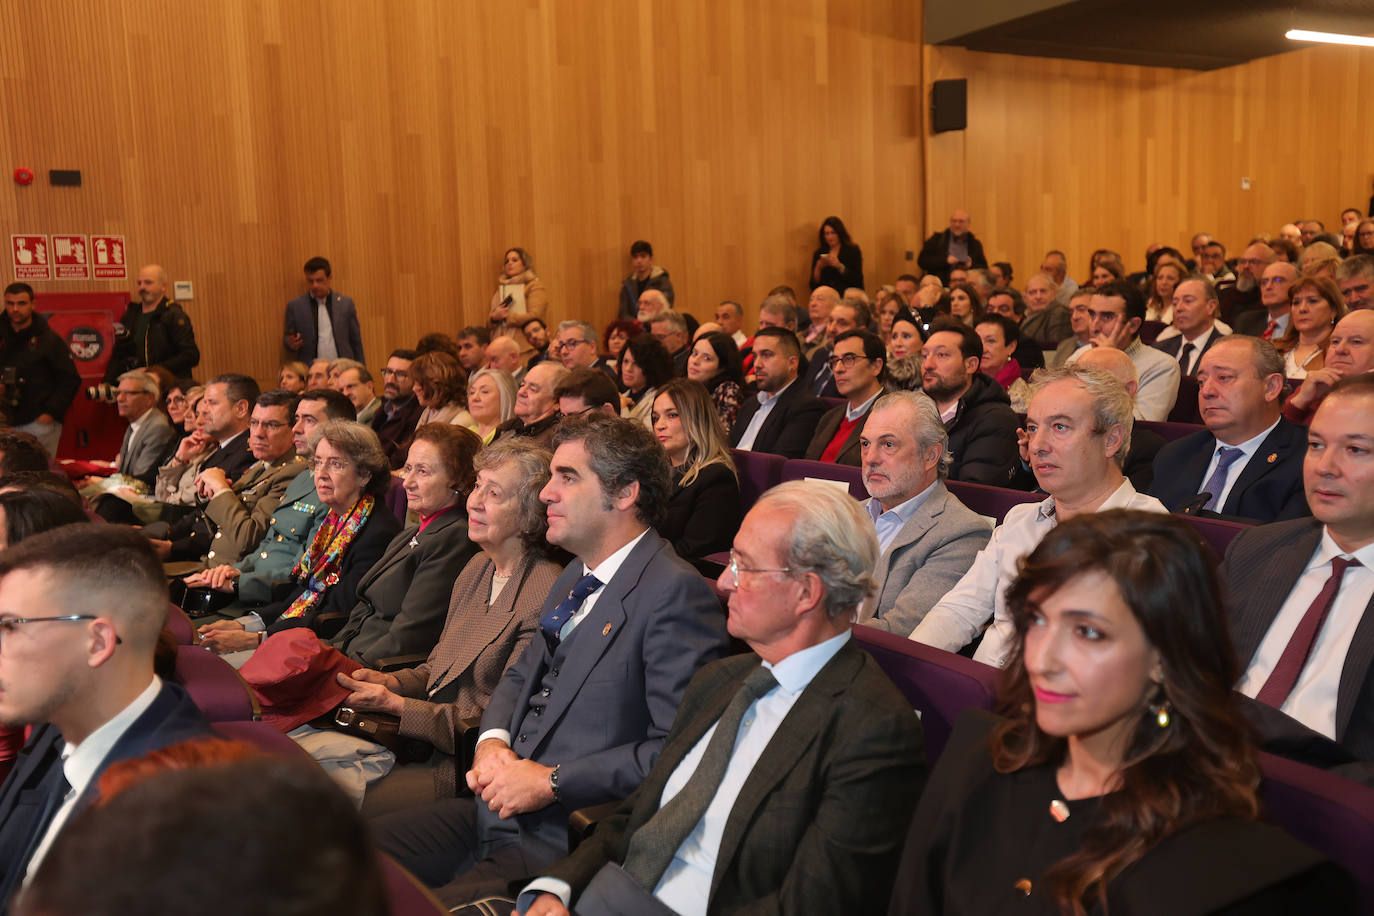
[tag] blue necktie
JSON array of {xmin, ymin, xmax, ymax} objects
[
  {"xmin": 539, "ymin": 572, "xmax": 602, "ymax": 651},
  {"xmin": 1201, "ymin": 446, "xmax": 1244, "ymax": 511}
]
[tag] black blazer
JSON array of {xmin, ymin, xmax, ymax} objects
[
  {"xmin": 661, "ymin": 462, "xmax": 741, "ymax": 562},
  {"xmin": 1224, "ymin": 518, "xmax": 1374, "ymax": 761},
  {"xmin": 803, "ymin": 401, "xmax": 871, "ymax": 466},
  {"xmin": 262, "ymin": 504, "xmax": 402, "ymax": 640},
  {"xmin": 1152, "ymin": 326, "xmax": 1226, "ymax": 377},
  {"xmin": 0, "ymin": 682, "xmax": 209, "ymax": 906},
  {"xmin": 1149, "ymin": 418, "xmax": 1309, "ymax": 524},
  {"xmin": 799, "ymin": 347, "xmax": 840, "ymax": 398},
  {"xmin": 729, "ymin": 380, "xmax": 827, "ymax": 459},
  {"xmin": 201, "ymin": 432, "xmax": 257, "ymax": 484}
]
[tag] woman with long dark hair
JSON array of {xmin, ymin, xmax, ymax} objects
[
  {"xmin": 685, "ymin": 331, "xmax": 745, "ymax": 428},
  {"xmin": 891, "ymin": 509, "xmax": 1355, "ymax": 915},
  {"xmin": 810, "ymin": 215, "xmax": 865, "ymax": 293}
]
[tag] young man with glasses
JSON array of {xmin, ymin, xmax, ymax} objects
[{"xmin": 804, "ymin": 329, "xmax": 886, "ymax": 466}]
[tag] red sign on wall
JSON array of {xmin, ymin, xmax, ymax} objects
[
  {"xmin": 11, "ymin": 235, "xmax": 50, "ymax": 280},
  {"xmin": 52, "ymin": 234, "xmax": 90, "ymax": 280},
  {"xmin": 90, "ymin": 235, "xmax": 127, "ymax": 279}
]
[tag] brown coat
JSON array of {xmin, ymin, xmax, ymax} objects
[
  {"xmin": 490, "ymin": 269, "xmax": 549, "ymax": 355},
  {"xmin": 392, "ymin": 552, "xmax": 562, "ymax": 796}
]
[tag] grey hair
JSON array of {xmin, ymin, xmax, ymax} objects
[
  {"xmin": 329, "ymin": 357, "xmax": 365, "ymax": 376},
  {"xmin": 308, "ymin": 419, "xmax": 392, "ymax": 500},
  {"xmin": 1028, "ymin": 365, "xmax": 1134, "ymax": 469},
  {"xmin": 118, "ymin": 369, "xmax": 161, "ymax": 399},
  {"xmin": 468, "ymin": 368, "xmax": 517, "ymax": 423},
  {"xmin": 648, "ymin": 310, "xmax": 687, "ymax": 335},
  {"xmin": 557, "ymin": 320, "xmax": 598, "ymax": 343},
  {"xmin": 871, "ymin": 390, "xmax": 952, "ymax": 478},
  {"xmin": 1025, "ymin": 272, "xmax": 1061, "ymax": 296},
  {"xmin": 755, "ymin": 480, "xmax": 878, "ymax": 619},
  {"xmin": 473, "ymin": 438, "xmax": 553, "ymax": 552},
  {"xmin": 1337, "ymin": 254, "xmax": 1374, "ymax": 282}
]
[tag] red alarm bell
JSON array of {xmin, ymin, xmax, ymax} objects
[{"xmin": 13, "ymin": 168, "xmax": 34, "ymax": 186}]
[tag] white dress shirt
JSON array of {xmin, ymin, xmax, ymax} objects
[
  {"xmin": 26, "ymin": 675, "xmax": 161, "ymax": 881},
  {"xmin": 1199, "ymin": 418, "xmax": 1279, "ymax": 511},
  {"xmin": 735, "ymin": 379, "xmax": 796, "ymax": 451},
  {"xmin": 478, "ymin": 529, "xmax": 650, "ymax": 749},
  {"xmin": 315, "ymin": 296, "xmax": 339, "ymax": 360},
  {"xmin": 1236, "ymin": 532, "xmax": 1374, "ymax": 739},
  {"xmin": 909, "ymin": 480, "xmax": 1166, "ymax": 667},
  {"xmin": 866, "ymin": 481, "xmax": 937, "ymax": 558}
]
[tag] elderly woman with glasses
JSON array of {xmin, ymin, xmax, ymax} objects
[{"xmin": 199, "ymin": 420, "xmax": 401, "ymax": 656}]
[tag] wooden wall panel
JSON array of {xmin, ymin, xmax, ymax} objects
[
  {"xmin": 0, "ymin": 0, "xmax": 924, "ymax": 385},
  {"xmin": 923, "ymin": 43, "xmax": 1374, "ymax": 285}
]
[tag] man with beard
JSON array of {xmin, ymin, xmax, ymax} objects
[
  {"xmin": 1220, "ymin": 242, "xmax": 1276, "ymax": 324},
  {"xmin": 371, "ymin": 348, "xmax": 422, "ymax": 469},
  {"xmin": 0, "ymin": 283, "xmax": 79, "ymax": 455},
  {"xmin": 729, "ymin": 328, "xmax": 825, "ymax": 459},
  {"xmin": 102, "ymin": 265, "xmax": 200, "ymax": 383},
  {"xmin": 918, "ymin": 321, "xmax": 1020, "ymax": 485}
]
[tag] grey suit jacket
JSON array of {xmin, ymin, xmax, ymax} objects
[
  {"xmin": 1223, "ymin": 518, "xmax": 1374, "ymax": 760},
  {"xmin": 477, "ymin": 534, "xmax": 728, "ymax": 866},
  {"xmin": 118, "ymin": 409, "xmax": 177, "ymax": 484},
  {"xmin": 858, "ymin": 482, "xmax": 992, "ymax": 635}
]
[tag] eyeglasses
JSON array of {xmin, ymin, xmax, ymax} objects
[
  {"xmin": 115, "ymin": 389, "xmax": 147, "ymax": 399},
  {"xmin": 0, "ymin": 615, "xmax": 121, "ymax": 645},
  {"xmin": 166, "ymin": 394, "xmax": 188, "ymax": 405},
  {"xmin": 724, "ymin": 549, "xmax": 793, "ymax": 587},
  {"xmin": 311, "ymin": 457, "xmax": 353, "ymax": 474},
  {"xmin": 826, "ymin": 353, "xmax": 871, "ymax": 371},
  {"xmin": 250, "ymin": 419, "xmax": 289, "ymax": 431},
  {"xmin": 555, "ymin": 339, "xmax": 591, "ymax": 352}
]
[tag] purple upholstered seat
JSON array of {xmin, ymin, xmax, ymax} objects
[
  {"xmin": 944, "ymin": 480, "xmax": 1041, "ymax": 526},
  {"xmin": 381, "ymin": 855, "xmax": 450, "ymax": 915},
  {"xmin": 164, "ymin": 603, "xmax": 195, "ymax": 645},
  {"xmin": 852, "ymin": 627, "xmax": 1001, "ymax": 764},
  {"xmin": 779, "ymin": 458, "xmax": 868, "ymax": 500},
  {"xmin": 211, "ymin": 720, "xmax": 312, "ymax": 759},
  {"xmin": 1180, "ymin": 513, "xmax": 1252, "ymax": 561},
  {"xmin": 1168, "ymin": 375, "xmax": 1203, "ymax": 424},
  {"xmin": 1259, "ymin": 751, "xmax": 1374, "ymax": 910},
  {"xmin": 730, "ymin": 449, "xmax": 785, "ymax": 512},
  {"xmin": 1139, "ymin": 319, "xmax": 1168, "ymax": 346},
  {"xmin": 172, "ymin": 645, "xmax": 259, "ymax": 722},
  {"xmin": 1135, "ymin": 419, "xmax": 1206, "ymax": 443},
  {"xmin": 384, "ymin": 475, "xmax": 409, "ymax": 524}
]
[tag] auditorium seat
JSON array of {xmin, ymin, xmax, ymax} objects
[
  {"xmin": 1259, "ymin": 751, "xmax": 1374, "ymax": 910},
  {"xmin": 211, "ymin": 719, "xmax": 312, "ymax": 759},
  {"xmin": 1139, "ymin": 319, "xmax": 1168, "ymax": 346},
  {"xmin": 730, "ymin": 449, "xmax": 785, "ymax": 511},
  {"xmin": 1135, "ymin": 419, "xmax": 1205, "ymax": 443},
  {"xmin": 779, "ymin": 459, "xmax": 868, "ymax": 499},
  {"xmin": 384, "ymin": 476, "xmax": 409, "ymax": 524},
  {"xmin": 944, "ymin": 480, "xmax": 1041, "ymax": 526},
  {"xmin": 1168, "ymin": 376, "xmax": 1202, "ymax": 424},
  {"xmin": 1179, "ymin": 513, "xmax": 1252, "ymax": 560},
  {"xmin": 852, "ymin": 627, "xmax": 1000, "ymax": 764},
  {"xmin": 381, "ymin": 856, "xmax": 450, "ymax": 916},
  {"xmin": 164, "ymin": 603, "xmax": 195, "ymax": 645},
  {"xmin": 818, "ymin": 396, "xmax": 847, "ymax": 412},
  {"xmin": 172, "ymin": 645, "xmax": 259, "ymax": 722}
]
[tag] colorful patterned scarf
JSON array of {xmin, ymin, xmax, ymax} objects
[{"xmin": 280, "ymin": 496, "xmax": 374, "ymax": 620}]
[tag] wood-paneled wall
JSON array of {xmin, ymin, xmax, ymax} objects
[
  {"xmin": 924, "ymin": 43, "xmax": 1374, "ymax": 284},
  {"xmin": 0, "ymin": 0, "xmax": 924, "ymax": 384}
]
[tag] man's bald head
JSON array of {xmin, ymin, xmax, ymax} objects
[
  {"xmin": 136, "ymin": 264, "xmax": 168, "ymax": 306},
  {"xmin": 485, "ymin": 336, "xmax": 523, "ymax": 374},
  {"xmin": 1076, "ymin": 346, "xmax": 1139, "ymax": 398}
]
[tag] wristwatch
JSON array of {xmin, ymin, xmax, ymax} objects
[{"xmin": 548, "ymin": 764, "xmax": 562, "ymax": 802}]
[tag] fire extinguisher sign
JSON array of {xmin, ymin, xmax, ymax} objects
[{"xmin": 89, "ymin": 235, "xmax": 127, "ymax": 279}]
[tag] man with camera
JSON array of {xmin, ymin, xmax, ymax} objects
[{"xmin": 0, "ymin": 282, "xmax": 80, "ymax": 456}]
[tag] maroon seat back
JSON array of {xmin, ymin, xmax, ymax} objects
[
  {"xmin": 173, "ymin": 645, "xmax": 259, "ymax": 722},
  {"xmin": 779, "ymin": 459, "xmax": 868, "ymax": 500},
  {"xmin": 944, "ymin": 480, "xmax": 1041, "ymax": 525},
  {"xmin": 381, "ymin": 856, "xmax": 450, "ymax": 915},
  {"xmin": 164, "ymin": 603, "xmax": 195, "ymax": 645},
  {"xmin": 1139, "ymin": 319, "xmax": 1168, "ymax": 345},
  {"xmin": 210, "ymin": 720, "xmax": 313, "ymax": 759},
  {"xmin": 1259, "ymin": 751, "xmax": 1374, "ymax": 910},
  {"xmin": 385, "ymin": 476, "xmax": 409, "ymax": 523},
  {"xmin": 1180, "ymin": 513, "xmax": 1252, "ymax": 561},
  {"xmin": 1168, "ymin": 375, "xmax": 1203, "ymax": 424},
  {"xmin": 730, "ymin": 449, "xmax": 785, "ymax": 512},
  {"xmin": 852, "ymin": 627, "xmax": 1001, "ymax": 763},
  {"xmin": 1135, "ymin": 419, "xmax": 1205, "ymax": 443},
  {"xmin": 818, "ymin": 396, "xmax": 847, "ymax": 412}
]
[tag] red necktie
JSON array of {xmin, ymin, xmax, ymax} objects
[
  {"xmin": 1255, "ymin": 556, "xmax": 1361, "ymax": 708},
  {"xmin": 1262, "ymin": 321, "xmax": 1278, "ymax": 340}
]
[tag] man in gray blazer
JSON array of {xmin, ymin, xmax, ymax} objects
[
  {"xmin": 113, "ymin": 369, "xmax": 177, "ymax": 484},
  {"xmin": 372, "ymin": 415, "xmax": 728, "ymax": 907},
  {"xmin": 856, "ymin": 391, "xmax": 990, "ymax": 635},
  {"xmin": 283, "ymin": 256, "xmax": 364, "ymax": 364}
]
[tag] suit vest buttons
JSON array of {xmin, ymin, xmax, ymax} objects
[
  {"xmin": 518, "ymin": 733, "xmax": 527, "ymax": 743},
  {"xmin": 550, "ymin": 667, "xmax": 559, "ymax": 677},
  {"xmin": 540, "ymin": 688, "xmax": 551, "ymax": 697}
]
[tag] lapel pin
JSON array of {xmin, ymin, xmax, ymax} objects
[
  {"xmin": 602, "ymin": 623, "xmax": 613, "ymax": 636},
  {"xmin": 408, "ymin": 536, "xmax": 419, "ymax": 548},
  {"xmin": 1266, "ymin": 452, "xmax": 1277, "ymax": 464}
]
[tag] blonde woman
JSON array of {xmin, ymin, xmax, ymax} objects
[{"xmin": 650, "ymin": 378, "xmax": 741, "ymax": 564}]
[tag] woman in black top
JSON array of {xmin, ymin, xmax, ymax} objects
[
  {"xmin": 892, "ymin": 510, "xmax": 1357, "ymax": 915},
  {"xmin": 650, "ymin": 378, "xmax": 740, "ymax": 567},
  {"xmin": 811, "ymin": 216, "xmax": 865, "ymax": 293}
]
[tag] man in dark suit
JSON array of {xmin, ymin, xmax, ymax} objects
[
  {"xmin": 917, "ymin": 209, "xmax": 987, "ymax": 285},
  {"xmin": 1233, "ymin": 262, "xmax": 1297, "ymax": 339},
  {"xmin": 373, "ymin": 415, "xmax": 728, "ymax": 907},
  {"xmin": 730, "ymin": 328, "xmax": 825, "ymax": 459},
  {"xmin": 804, "ymin": 330, "xmax": 886, "ymax": 466},
  {"xmin": 0, "ymin": 525, "xmax": 210, "ymax": 907},
  {"xmin": 284, "ymin": 256, "xmax": 365, "ymax": 364},
  {"xmin": 1151, "ymin": 276, "xmax": 1228, "ymax": 378},
  {"xmin": 1150, "ymin": 336, "xmax": 1309, "ymax": 524},
  {"xmin": 1225, "ymin": 376, "xmax": 1374, "ymax": 762},
  {"xmin": 371, "ymin": 349, "xmax": 423, "ymax": 469},
  {"xmin": 517, "ymin": 480, "xmax": 926, "ymax": 915},
  {"xmin": 799, "ymin": 301, "xmax": 870, "ymax": 398}
]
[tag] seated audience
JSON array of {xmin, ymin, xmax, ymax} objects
[
  {"xmin": 371, "ymin": 415, "xmax": 728, "ymax": 908},
  {"xmin": 1088, "ymin": 250, "xmax": 1126, "ymax": 288},
  {"xmin": 486, "ymin": 335, "xmax": 527, "ymax": 383},
  {"xmin": 198, "ymin": 420, "xmax": 400, "ymax": 652},
  {"xmin": 1233, "ymin": 261, "xmax": 1298, "ymax": 338},
  {"xmin": 730, "ymin": 327, "xmax": 825, "ymax": 459},
  {"xmin": 888, "ymin": 305, "xmax": 924, "ymax": 361},
  {"xmin": 919, "ymin": 321, "xmax": 1020, "ymax": 485},
  {"xmin": 652, "ymin": 379, "xmax": 742, "ymax": 565},
  {"xmin": 1075, "ymin": 280, "xmax": 1180, "ymax": 421},
  {"xmin": 801, "ymin": 298, "xmax": 871, "ymax": 397},
  {"xmin": 975, "ymin": 313, "xmax": 1031, "ymax": 412},
  {"xmin": 522, "ymin": 316, "xmax": 552, "ymax": 367},
  {"xmin": 1221, "ymin": 242, "xmax": 1275, "ymax": 322},
  {"xmin": 554, "ymin": 367, "xmax": 620, "ymax": 418},
  {"xmin": 327, "ymin": 357, "xmax": 365, "ymax": 389},
  {"xmin": 497, "ymin": 361, "xmax": 567, "ymax": 449},
  {"xmin": 160, "ymin": 378, "xmax": 198, "ymax": 443},
  {"xmin": 371, "ymin": 348, "xmax": 422, "ymax": 468},
  {"xmin": 1070, "ymin": 347, "xmax": 1163, "ymax": 493},
  {"xmin": 517, "ymin": 481, "xmax": 926, "ymax": 916},
  {"xmin": 466, "ymin": 367, "xmax": 516, "ymax": 443},
  {"xmin": 619, "ymin": 239, "xmax": 674, "ymax": 319},
  {"xmin": 1275, "ymin": 275, "xmax": 1347, "ymax": 380},
  {"xmin": 1228, "ymin": 375, "xmax": 1374, "ymax": 763},
  {"xmin": 713, "ymin": 300, "xmax": 749, "ymax": 351},
  {"xmin": 687, "ymin": 331, "xmax": 745, "ymax": 428},
  {"xmin": 1021, "ymin": 272, "xmax": 1072, "ymax": 348},
  {"xmin": 1144, "ymin": 258, "xmax": 1184, "ymax": 322},
  {"xmin": 892, "ymin": 509, "xmax": 1357, "ymax": 914},
  {"xmin": 1336, "ymin": 254, "xmax": 1373, "ymax": 311},
  {"xmin": 947, "ymin": 281, "xmax": 982, "ymax": 327},
  {"xmin": 555, "ymin": 320, "xmax": 616, "ymax": 379},
  {"xmin": 600, "ymin": 318, "xmax": 641, "ymax": 374},
  {"xmin": 182, "ymin": 389, "xmax": 353, "ymax": 606},
  {"xmin": 1284, "ymin": 309, "xmax": 1374, "ymax": 425},
  {"xmin": 912, "ymin": 365, "xmax": 1166, "ymax": 666},
  {"xmin": 1050, "ymin": 288, "xmax": 1094, "ymax": 368},
  {"xmin": 278, "ymin": 360, "xmax": 308, "ymax": 393},
  {"xmin": 618, "ymin": 333, "xmax": 674, "ymax": 429},
  {"xmin": 306, "ymin": 358, "xmax": 331, "ymax": 389},
  {"xmin": 148, "ymin": 395, "xmax": 213, "ymax": 509},
  {"xmin": 0, "ymin": 487, "xmax": 86, "ymax": 551},
  {"xmin": 757, "ymin": 292, "xmax": 800, "ymax": 335},
  {"xmin": 1151, "ymin": 275, "xmax": 1228, "ymax": 377},
  {"xmin": 0, "ymin": 525, "xmax": 210, "ymax": 906},
  {"xmin": 804, "ymin": 329, "xmax": 887, "ymax": 466},
  {"xmin": 410, "ymin": 349, "xmax": 475, "ymax": 428},
  {"xmin": 647, "ymin": 309, "xmax": 691, "ymax": 377},
  {"xmin": 985, "ymin": 288, "xmax": 1045, "ymax": 370},
  {"xmin": 335, "ymin": 440, "xmax": 563, "ymax": 815},
  {"xmin": 0, "ymin": 431, "xmax": 51, "ymax": 479},
  {"xmin": 1150, "ymin": 336, "xmax": 1308, "ymax": 523},
  {"xmin": 336, "ymin": 363, "xmax": 380, "ymax": 424},
  {"xmin": 635, "ymin": 288, "xmax": 671, "ymax": 326},
  {"xmin": 457, "ymin": 325, "xmax": 491, "ymax": 373},
  {"xmin": 89, "ymin": 370, "xmax": 176, "ymax": 490},
  {"xmin": 857, "ymin": 391, "xmax": 991, "ymax": 634},
  {"xmin": 1040, "ymin": 249, "xmax": 1077, "ymax": 306}
]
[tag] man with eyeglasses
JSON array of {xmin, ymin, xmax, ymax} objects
[
  {"xmin": 497, "ymin": 362, "xmax": 569, "ymax": 451},
  {"xmin": 183, "ymin": 389, "xmax": 354, "ymax": 607},
  {"xmin": 514, "ymin": 480, "xmax": 924, "ymax": 916},
  {"xmin": 555, "ymin": 320, "xmax": 616, "ymax": 380},
  {"xmin": 374, "ymin": 415, "xmax": 726, "ymax": 908},
  {"xmin": 370, "ymin": 348, "xmax": 422, "ymax": 469},
  {"xmin": 799, "ymin": 301, "xmax": 870, "ymax": 398},
  {"xmin": 804, "ymin": 329, "xmax": 886, "ymax": 466},
  {"xmin": 147, "ymin": 389, "xmax": 307, "ymax": 568},
  {"xmin": 109, "ymin": 369, "xmax": 177, "ymax": 486},
  {"xmin": 555, "ymin": 368, "xmax": 620, "ymax": 419},
  {"xmin": 1220, "ymin": 241, "xmax": 1275, "ymax": 325},
  {"xmin": 1235, "ymin": 262, "xmax": 1298, "ymax": 339},
  {"xmin": 0, "ymin": 525, "xmax": 210, "ymax": 907}
]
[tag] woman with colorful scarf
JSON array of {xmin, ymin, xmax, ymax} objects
[{"xmin": 199, "ymin": 420, "xmax": 400, "ymax": 654}]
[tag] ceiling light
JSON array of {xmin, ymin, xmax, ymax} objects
[{"xmin": 1286, "ymin": 29, "xmax": 1374, "ymax": 48}]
